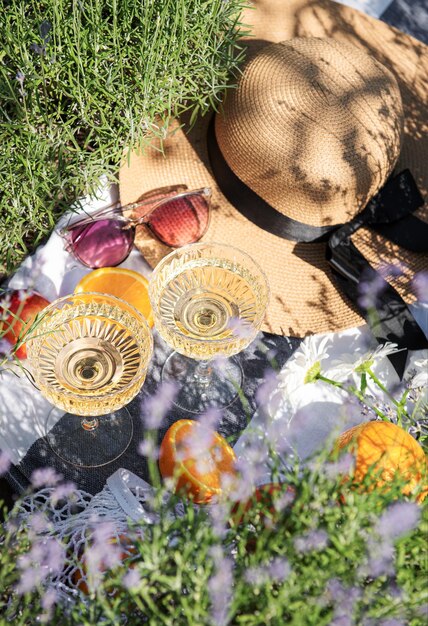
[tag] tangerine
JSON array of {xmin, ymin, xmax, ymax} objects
[
  {"xmin": 336, "ymin": 421, "xmax": 427, "ymax": 502},
  {"xmin": 159, "ymin": 419, "xmax": 237, "ymax": 504}
]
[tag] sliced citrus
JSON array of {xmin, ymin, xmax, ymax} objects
[
  {"xmin": 159, "ymin": 419, "xmax": 237, "ymax": 504},
  {"xmin": 74, "ymin": 267, "xmax": 153, "ymax": 326}
]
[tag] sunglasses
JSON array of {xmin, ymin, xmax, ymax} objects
[{"xmin": 60, "ymin": 185, "xmax": 212, "ymax": 268}]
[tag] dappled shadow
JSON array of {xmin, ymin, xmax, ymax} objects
[
  {"xmin": 285, "ymin": 0, "xmax": 428, "ymax": 196},
  {"xmin": 174, "ymin": 0, "xmax": 426, "ymax": 335}
]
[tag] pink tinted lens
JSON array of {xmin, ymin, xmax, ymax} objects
[
  {"xmin": 147, "ymin": 193, "xmax": 209, "ymax": 247},
  {"xmin": 69, "ymin": 219, "xmax": 134, "ymax": 268}
]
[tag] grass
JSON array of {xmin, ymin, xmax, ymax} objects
[{"xmin": 0, "ymin": 0, "xmax": 246, "ymax": 275}]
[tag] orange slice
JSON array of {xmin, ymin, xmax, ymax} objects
[
  {"xmin": 74, "ymin": 267, "xmax": 153, "ymax": 326},
  {"xmin": 159, "ymin": 419, "xmax": 237, "ymax": 504}
]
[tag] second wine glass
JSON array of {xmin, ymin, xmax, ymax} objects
[{"xmin": 149, "ymin": 243, "xmax": 269, "ymax": 412}]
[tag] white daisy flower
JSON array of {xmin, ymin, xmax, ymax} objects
[
  {"xmin": 277, "ymin": 335, "xmax": 331, "ymax": 395},
  {"xmin": 328, "ymin": 342, "xmax": 401, "ymax": 381},
  {"xmin": 408, "ymin": 355, "xmax": 428, "ymax": 389}
]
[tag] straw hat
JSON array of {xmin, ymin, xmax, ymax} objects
[{"xmin": 119, "ymin": 0, "xmax": 428, "ymax": 338}]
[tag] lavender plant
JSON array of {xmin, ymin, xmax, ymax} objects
[
  {"xmin": 0, "ymin": 0, "xmax": 246, "ymax": 275},
  {"xmin": 0, "ymin": 445, "xmax": 426, "ymax": 626}
]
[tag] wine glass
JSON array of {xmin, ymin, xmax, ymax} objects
[
  {"xmin": 149, "ymin": 243, "xmax": 269, "ymax": 412},
  {"xmin": 26, "ymin": 292, "xmax": 153, "ymax": 467}
]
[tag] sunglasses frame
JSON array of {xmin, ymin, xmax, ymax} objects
[{"xmin": 60, "ymin": 185, "xmax": 212, "ymax": 264}]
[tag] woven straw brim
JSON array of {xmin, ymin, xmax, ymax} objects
[{"xmin": 119, "ymin": 0, "xmax": 428, "ymax": 338}]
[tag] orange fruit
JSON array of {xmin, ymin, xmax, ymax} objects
[
  {"xmin": 336, "ymin": 421, "xmax": 427, "ymax": 502},
  {"xmin": 74, "ymin": 267, "xmax": 153, "ymax": 326},
  {"xmin": 159, "ymin": 419, "xmax": 237, "ymax": 504}
]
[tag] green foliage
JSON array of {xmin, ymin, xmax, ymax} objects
[
  {"xmin": 0, "ymin": 0, "xmax": 246, "ymax": 274},
  {"xmin": 1, "ymin": 453, "xmax": 427, "ymax": 625}
]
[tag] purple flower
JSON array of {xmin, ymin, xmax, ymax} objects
[
  {"xmin": 0, "ymin": 449, "xmax": 11, "ymax": 476},
  {"xmin": 358, "ymin": 272, "xmax": 386, "ymax": 311},
  {"xmin": 231, "ymin": 456, "xmax": 265, "ymax": 502},
  {"xmin": 294, "ymin": 529, "xmax": 329, "ymax": 553},
  {"xmin": 141, "ymin": 382, "xmax": 178, "ymax": 430},
  {"xmin": 16, "ymin": 537, "xmax": 65, "ymax": 594},
  {"xmin": 29, "ymin": 512, "xmax": 50, "ymax": 534},
  {"xmin": 378, "ymin": 263, "xmax": 405, "ymax": 280},
  {"xmin": 377, "ymin": 502, "xmax": 420, "ymax": 539},
  {"xmin": 50, "ymin": 481, "xmax": 77, "ymax": 505},
  {"xmin": 387, "ymin": 582, "xmax": 404, "ymax": 601},
  {"xmin": 40, "ymin": 588, "xmax": 57, "ymax": 624},
  {"xmin": 42, "ymin": 589, "xmax": 57, "ymax": 609},
  {"xmin": 413, "ymin": 271, "xmax": 428, "ymax": 303},
  {"xmin": 39, "ymin": 20, "xmax": 52, "ymax": 42},
  {"xmin": 378, "ymin": 620, "xmax": 405, "ymax": 626},
  {"xmin": 245, "ymin": 565, "xmax": 268, "ymax": 585},
  {"xmin": 177, "ymin": 412, "xmax": 221, "ymax": 472},
  {"xmin": 228, "ymin": 317, "xmax": 253, "ymax": 340},
  {"xmin": 91, "ymin": 521, "xmax": 116, "ymax": 545},
  {"xmin": 256, "ymin": 369, "xmax": 279, "ymax": 412},
  {"xmin": 138, "ymin": 438, "xmax": 159, "ymax": 460},
  {"xmin": 16, "ymin": 567, "xmax": 41, "ymax": 594},
  {"xmin": 29, "ymin": 43, "xmax": 46, "ymax": 56},
  {"xmin": 417, "ymin": 604, "xmax": 428, "ymax": 620},
  {"xmin": 359, "ymin": 537, "xmax": 395, "ymax": 579},
  {"xmin": 246, "ymin": 557, "xmax": 290, "ymax": 586},
  {"xmin": 123, "ymin": 568, "xmax": 141, "ymax": 590},
  {"xmin": 43, "ymin": 537, "xmax": 65, "ymax": 573},
  {"xmin": 199, "ymin": 407, "xmax": 222, "ymax": 432},
  {"xmin": 327, "ymin": 579, "xmax": 362, "ymax": 625},
  {"xmin": 208, "ymin": 546, "xmax": 233, "ymax": 626},
  {"xmin": 323, "ymin": 453, "xmax": 355, "ymax": 480},
  {"xmin": 31, "ymin": 467, "xmax": 63, "ymax": 488},
  {"xmin": 330, "ymin": 616, "xmax": 353, "ymax": 626},
  {"xmin": 269, "ymin": 557, "xmax": 291, "ymax": 582},
  {"xmin": 273, "ymin": 489, "xmax": 295, "ymax": 513},
  {"xmin": 84, "ymin": 524, "xmax": 124, "ymax": 591},
  {"xmin": 209, "ymin": 502, "xmax": 229, "ymax": 538}
]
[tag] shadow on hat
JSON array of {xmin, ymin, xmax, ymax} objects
[{"xmin": 119, "ymin": 0, "xmax": 428, "ymax": 339}]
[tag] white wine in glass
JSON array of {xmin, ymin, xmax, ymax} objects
[
  {"xmin": 149, "ymin": 243, "xmax": 269, "ymax": 412},
  {"xmin": 26, "ymin": 292, "xmax": 153, "ymax": 467}
]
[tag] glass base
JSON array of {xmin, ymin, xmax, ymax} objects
[
  {"xmin": 44, "ymin": 406, "xmax": 134, "ymax": 468},
  {"xmin": 162, "ymin": 352, "xmax": 243, "ymax": 413}
]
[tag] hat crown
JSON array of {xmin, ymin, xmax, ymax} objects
[{"xmin": 215, "ymin": 38, "xmax": 404, "ymax": 227}]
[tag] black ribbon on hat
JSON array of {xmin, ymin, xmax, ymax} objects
[
  {"xmin": 207, "ymin": 117, "xmax": 428, "ymax": 378},
  {"xmin": 327, "ymin": 173, "xmax": 428, "ymax": 378}
]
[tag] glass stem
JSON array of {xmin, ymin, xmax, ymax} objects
[
  {"xmin": 194, "ymin": 360, "xmax": 212, "ymax": 386},
  {"xmin": 81, "ymin": 417, "xmax": 99, "ymax": 431}
]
